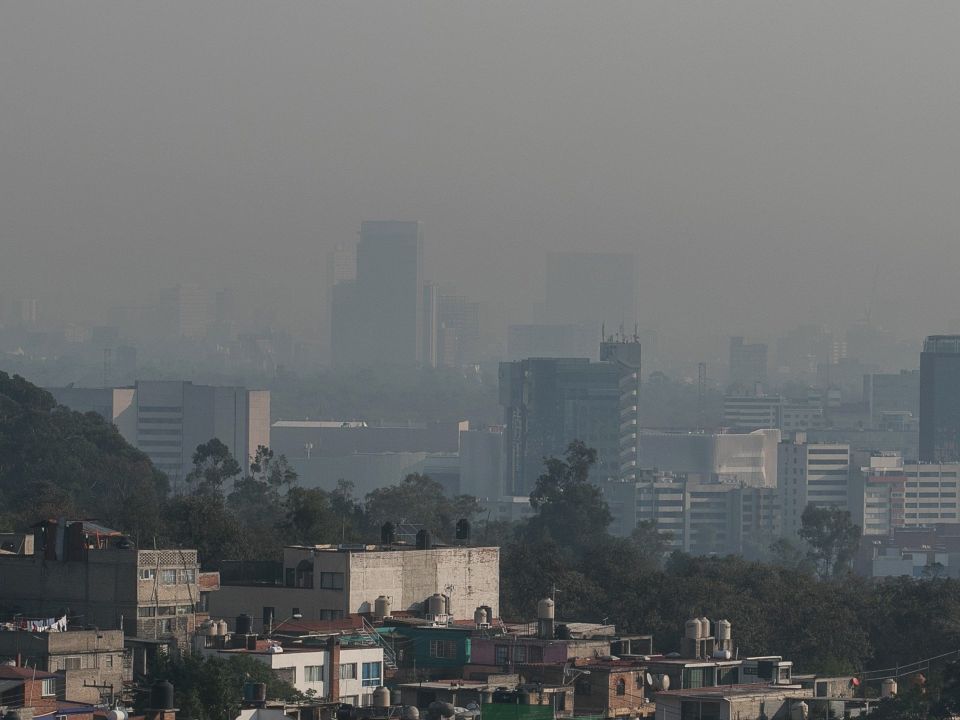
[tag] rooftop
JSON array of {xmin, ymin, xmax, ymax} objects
[
  {"xmin": 656, "ymin": 683, "xmax": 805, "ymax": 699},
  {"xmin": 0, "ymin": 666, "xmax": 59, "ymax": 680}
]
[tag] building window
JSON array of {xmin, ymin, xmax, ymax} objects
[
  {"xmin": 320, "ymin": 572, "xmax": 345, "ymax": 590},
  {"xmin": 41, "ymin": 678, "xmax": 57, "ymax": 697},
  {"xmin": 295, "ymin": 561, "xmax": 313, "ymax": 589},
  {"xmin": 616, "ymin": 678, "xmax": 626, "ymax": 696},
  {"xmin": 179, "ymin": 569, "xmax": 196, "ymax": 584},
  {"xmin": 138, "ymin": 568, "xmax": 156, "ymax": 581},
  {"xmin": 157, "ymin": 606, "xmax": 176, "ymax": 616},
  {"xmin": 362, "ymin": 662, "xmax": 382, "ymax": 687},
  {"xmin": 137, "ymin": 607, "xmax": 156, "ymax": 618},
  {"xmin": 305, "ymin": 666, "xmax": 324, "ymax": 683},
  {"xmin": 554, "ymin": 693, "xmax": 566, "ymax": 711},
  {"xmin": 494, "ymin": 645, "xmax": 509, "ymax": 665},
  {"xmin": 529, "ymin": 646, "xmax": 543, "ymax": 663},
  {"xmin": 158, "ymin": 619, "xmax": 173, "ymax": 634},
  {"xmin": 62, "ymin": 657, "xmax": 81, "ymax": 671},
  {"xmin": 105, "ymin": 655, "xmax": 114, "ymax": 669},
  {"xmin": 429, "ymin": 640, "xmax": 457, "ymax": 659},
  {"xmin": 514, "ymin": 645, "xmax": 527, "ymax": 663},
  {"xmin": 160, "ymin": 569, "xmax": 177, "ymax": 584},
  {"xmin": 340, "ymin": 663, "xmax": 357, "ymax": 679}
]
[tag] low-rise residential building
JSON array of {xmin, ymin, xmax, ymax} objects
[
  {"xmin": 653, "ymin": 684, "xmax": 812, "ymax": 720},
  {"xmin": 202, "ymin": 639, "xmax": 384, "ymax": 705},
  {"xmin": 377, "ymin": 620, "xmax": 473, "ymax": 682},
  {"xmin": 0, "ymin": 520, "xmax": 205, "ymax": 647},
  {"xmin": 0, "ymin": 665, "xmax": 96, "ymax": 720},
  {"xmin": 568, "ymin": 659, "xmax": 654, "ymax": 718},
  {"xmin": 211, "ymin": 544, "xmax": 500, "ymax": 630},
  {"xmin": 0, "ymin": 629, "xmax": 127, "ymax": 704}
]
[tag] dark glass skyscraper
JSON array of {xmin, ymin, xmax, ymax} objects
[{"xmin": 919, "ymin": 335, "xmax": 960, "ymax": 462}]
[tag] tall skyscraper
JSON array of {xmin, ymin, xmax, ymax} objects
[
  {"xmin": 728, "ymin": 336, "xmax": 768, "ymax": 393},
  {"xmin": 600, "ymin": 337, "xmax": 642, "ymax": 482},
  {"xmin": 499, "ymin": 357, "xmax": 621, "ymax": 494},
  {"xmin": 353, "ymin": 221, "xmax": 423, "ymax": 365},
  {"xmin": 920, "ymin": 335, "xmax": 960, "ymax": 462}
]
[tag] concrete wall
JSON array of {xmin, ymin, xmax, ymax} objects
[{"xmin": 344, "ymin": 547, "xmax": 499, "ymax": 619}]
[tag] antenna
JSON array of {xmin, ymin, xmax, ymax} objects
[
  {"xmin": 103, "ymin": 348, "xmax": 112, "ymax": 387},
  {"xmin": 698, "ymin": 363, "xmax": 707, "ymax": 432}
]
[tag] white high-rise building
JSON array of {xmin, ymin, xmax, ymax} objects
[
  {"xmin": 778, "ymin": 436, "xmax": 851, "ymax": 538},
  {"xmin": 49, "ymin": 381, "xmax": 270, "ymax": 485}
]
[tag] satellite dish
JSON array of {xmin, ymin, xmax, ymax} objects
[{"xmin": 645, "ymin": 673, "xmax": 654, "ymax": 687}]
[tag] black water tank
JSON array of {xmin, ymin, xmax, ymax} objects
[
  {"xmin": 455, "ymin": 519, "xmax": 471, "ymax": 541},
  {"xmin": 246, "ymin": 634, "xmax": 258, "ymax": 650},
  {"xmin": 381, "ymin": 522, "xmax": 396, "ymax": 545},
  {"xmin": 151, "ymin": 680, "xmax": 175, "ymax": 710},
  {"xmin": 236, "ymin": 613, "xmax": 252, "ymax": 635},
  {"xmin": 243, "ymin": 682, "xmax": 267, "ymax": 705},
  {"xmin": 416, "ymin": 529, "xmax": 432, "ymax": 550}
]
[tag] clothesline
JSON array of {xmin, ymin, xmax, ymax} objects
[{"xmin": 0, "ymin": 615, "xmax": 69, "ymax": 632}]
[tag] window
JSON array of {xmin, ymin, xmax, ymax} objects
[
  {"xmin": 514, "ymin": 645, "xmax": 527, "ymax": 663},
  {"xmin": 41, "ymin": 678, "xmax": 57, "ymax": 697},
  {"xmin": 362, "ymin": 662, "xmax": 382, "ymax": 687},
  {"xmin": 305, "ymin": 665, "xmax": 324, "ymax": 683},
  {"xmin": 137, "ymin": 607, "xmax": 156, "ymax": 618},
  {"xmin": 62, "ymin": 657, "xmax": 81, "ymax": 671},
  {"xmin": 105, "ymin": 655, "xmax": 114, "ymax": 669},
  {"xmin": 180, "ymin": 569, "xmax": 196, "ymax": 584},
  {"xmin": 340, "ymin": 663, "xmax": 357, "ymax": 679},
  {"xmin": 157, "ymin": 606, "xmax": 176, "ymax": 617},
  {"xmin": 158, "ymin": 619, "xmax": 173, "ymax": 634},
  {"xmin": 616, "ymin": 678, "xmax": 626, "ymax": 696},
  {"xmin": 430, "ymin": 640, "xmax": 457, "ymax": 659},
  {"xmin": 139, "ymin": 568, "xmax": 156, "ymax": 581},
  {"xmin": 160, "ymin": 569, "xmax": 177, "ymax": 584},
  {"xmin": 320, "ymin": 572, "xmax": 345, "ymax": 590},
  {"xmin": 529, "ymin": 646, "xmax": 543, "ymax": 663},
  {"xmin": 295, "ymin": 561, "xmax": 313, "ymax": 589}
]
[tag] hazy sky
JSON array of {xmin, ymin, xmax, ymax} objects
[{"xmin": 3, "ymin": 2, "xmax": 960, "ymax": 341}]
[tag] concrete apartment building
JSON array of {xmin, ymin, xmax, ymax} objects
[
  {"xmin": 602, "ymin": 473, "xmax": 780, "ymax": 555},
  {"xmin": 202, "ymin": 642, "xmax": 384, "ymax": 704},
  {"xmin": 0, "ymin": 521, "xmax": 204, "ymax": 647},
  {"xmin": 858, "ymin": 454, "xmax": 960, "ymax": 536},
  {"xmin": 210, "ymin": 544, "xmax": 500, "ymax": 631},
  {"xmin": 778, "ymin": 437, "xmax": 851, "ymax": 538},
  {"xmin": 0, "ymin": 629, "xmax": 128, "ymax": 704},
  {"xmin": 49, "ymin": 380, "xmax": 270, "ymax": 483}
]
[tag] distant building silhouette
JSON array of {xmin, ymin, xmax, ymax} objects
[{"xmin": 920, "ymin": 335, "xmax": 960, "ymax": 462}]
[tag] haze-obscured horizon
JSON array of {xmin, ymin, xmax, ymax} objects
[{"xmin": 3, "ymin": 1, "xmax": 960, "ymax": 348}]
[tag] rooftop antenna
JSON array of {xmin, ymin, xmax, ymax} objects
[
  {"xmin": 698, "ymin": 363, "xmax": 707, "ymax": 432},
  {"xmin": 103, "ymin": 348, "xmax": 112, "ymax": 387}
]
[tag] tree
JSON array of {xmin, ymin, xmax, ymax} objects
[
  {"xmin": 249, "ymin": 446, "xmax": 298, "ymax": 494},
  {"xmin": 798, "ymin": 505, "xmax": 862, "ymax": 578},
  {"xmin": 148, "ymin": 653, "xmax": 301, "ymax": 720},
  {"xmin": 185, "ymin": 439, "xmax": 242, "ymax": 497},
  {"xmin": 365, "ymin": 473, "xmax": 480, "ymax": 541},
  {"xmin": 630, "ymin": 520, "xmax": 673, "ymax": 566},
  {"xmin": 527, "ymin": 440, "xmax": 611, "ymax": 546},
  {"xmin": 0, "ymin": 372, "xmax": 168, "ymax": 540}
]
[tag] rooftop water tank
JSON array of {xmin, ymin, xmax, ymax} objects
[
  {"xmin": 882, "ymin": 679, "xmax": 898, "ymax": 698},
  {"xmin": 699, "ymin": 617, "xmax": 710, "ymax": 638},
  {"xmin": 716, "ymin": 619, "xmax": 731, "ymax": 641},
  {"xmin": 474, "ymin": 607, "xmax": 489, "ymax": 626},
  {"xmin": 537, "ymin": 598, "xmax": 555, "ymax": 619},
  {"xmin": 428, "ymin": 593, "xmax": 446, "ymax": 618},
  {"xmin": 373, "ymin": 687, "xmax": 390, "ymax": 708},
  {"xmin": 375, "ymin": 595, "xmax": 392, "ymax": 621},
  {"xmin": 685, "ymin": 619, "xmax": 701, "ymax": 639},
  {"xmin": 150, "ymin": 680, "xmax": 175, "ymax": 710},
  {"xmin": 236, "ymin": 613, "xmax": 252, "ymax": 636}
]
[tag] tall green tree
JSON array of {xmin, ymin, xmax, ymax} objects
[
  {"xmin": 798, "ymin": 504, "xmax": 862, "ymax": 578},
  {"xmin": 527, "ymin": 440, "xmax": 611, "ymax": 546},
  {"xmin": 365, "ymin": 473, "xmax": 480, "ymax": 541},
  {"xmin": 185, "ymin": 438, "xmax": 242, "ymax": 496}
]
